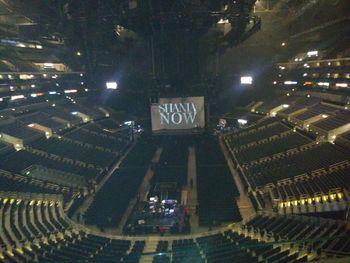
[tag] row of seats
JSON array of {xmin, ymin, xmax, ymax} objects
[
  {"xmin": 44, "ymin": 106, "xmax": 81, "ymax": 124},
  {"xmin": 233, "ymin": 132, "xmax": 311, "ymax": 164},
  {"xmin": 293, "ymin": 104, "xmax": 339, "ymax": 121},
  {"xmin": 0, "ymin": 170, "xmax": 74, "ymax": 197},
  {"xmin": 229, "ymin": 117, "xmax": 278, "ymax": 137},
  {"xmin": 243, "ymin": 214, "xmax": 350, "ymax": 256},
  {"xmin": 0, "ymin": 121, "xmax": 42, "ymax": 141},
  {"xmin": 65, "ymin": 128, "xmax": 130, "ymax": 152},
  {"xmin": 0, "ymin": 191, "xmax": 348, "ymax": 262},
  {"xmin": 18, "ymin": 112, "xmax": 64, "ymax": 132},
  {"xmin": 313, "ymin": 110, "xmax": 350, "ymax": 131},
  {"xmin": 271, "ymin": 165, "xmax": 350, "ymax": 201},
  {"xmin": 228, "ymin": 121, "xmax": 288, "ymax": 146},
  {"xmin": 153, "ymin": 241, "xmax": 170, "ymax": 263},
  {"xmin": 1, "ymin": 148, "xmax": 101, "ymax": 180},
  {"xmin": 0, "ymin": 194, "xmax": 69, "ymax": 249},
  {"xmin": 243, "ymin": 143, "xmax": 350, "ymax": 188},
  {"xmin": 31, "ymin": 137, "xmax": 116, "ymax": 168}
]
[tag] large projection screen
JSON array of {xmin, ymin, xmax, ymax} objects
[{"xmin": 151, "ymin": 96, "xmax": 205, "ymax": 132}]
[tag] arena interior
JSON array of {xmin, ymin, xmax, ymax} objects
[{"xmin": 1, "ymin": 0, "xmax": 350, "ymax": 262}]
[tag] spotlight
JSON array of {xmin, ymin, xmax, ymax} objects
[{"xmin": 106, "ymin": 82, "xmax": 118, "ymax": 90}]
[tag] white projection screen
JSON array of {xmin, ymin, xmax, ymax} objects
[{"xmin": 151, "ymin": 96, "xmax": 205, "ymax": 132}]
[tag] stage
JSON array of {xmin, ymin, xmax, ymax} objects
[{"xmin": 124, "ymin": 197, "xmax": 190, "ymax": 235}]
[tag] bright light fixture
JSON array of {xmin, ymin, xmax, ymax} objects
[
  {"xmin": 106, "ymin": 82, "xmax": 118, "ymax": 89},
  {"xmin": 64, "ymin": 89, "xmax": 77, "ymax": 94},
  {"xmin": 241, "ymin": 76, "xmax": 253, "ymax": 85},
  {"xmin": 284, "ymin": 81, "xmax": 297, "ymax": 85},
  {"xmin": 238, "ymin": 119, "xmax": 248, "ymax": 125},
  {"xmin": 307, "ymin": 50, "xmax": 318, "ymax": 57}
]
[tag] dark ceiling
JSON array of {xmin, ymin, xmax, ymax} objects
[{"xmin": 1, "ymin": 0, "xmax": 350, "ymax": 114}]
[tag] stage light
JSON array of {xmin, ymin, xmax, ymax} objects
[
  {"xmin": 307, "ymin": 50, "xmax": 318, "ymax": 57},
  {"xmin": 241, "ymin": 76, "xmax": 253, "ymax": 85},
  {"xmin": 284, "ymin": 81, "xmax": 297, "ymax": 85},
  {"xmin": 336, "ymin": 83, "xmax": 348, "ymax": 88},
  {"xmin": 318, "ymin": 82, "xmax": 329, "ymax": 87},
  {"xmin": 238, "ymin": 119, "xmax": 248, "ymax": 125},
  {"xmin": 11, "ymin": 95, "xmax": 25, "ymax": 100},
  {"xmin": 281, "ymin": 42, "xmax": 286, "ymax": 46},
  {"xmin": 64, "ymin": 89, "xmax": 77, "ymax": 93},
  {"xmin": 106, "ymin": 82, "xmax": 118, "ymax": 89}
]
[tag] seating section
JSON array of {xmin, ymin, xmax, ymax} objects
[
  {"xmin": 0, "ymin": 142, "xmax": 9, "ymax": 151},
  {"xmin": 243, "ymin": 214, "xmax": 350, "ymax": 256},
  {"xmin": 0, "ymin": 193, "xmax": 70, "ymax": 249},
  {"xmin": 84, "ymin": 137, "xmax": 157, "ymax": 228},
  {"xmin": 270, "ymin": 164, "xmax": 350, "ymax": 201},
  {"xmin": 65, "ymin": 126, "xmax": 131, "ymax": 153},
  {"xmin": 197, "ymin": 233, "xmax": 258, "ymax": 263},
  {"xmin": 31, "ymin": 137, "xmax": 116, "ymax": 168},
  {"xmin": 0, "ymin": 191, "xmax": 348, "ymax": 262},
  {"xmin": 234, "ymin": 132, "xmax": 311, "ymax": 164},
  {"xmin": 172, "ymin": 239, "xmax": 203, "ymax": 263},
  {"xmin": 90, "ymin": 238, "xmax": 131, "ymax": 262},
  {"xmin": 313, "ymin": 110, "xmax": 350, "ymax": 131},
  {"xmin": 279, "ymin": 97, "xmax": 320, "ymax": 115},
  {"xmin": 1, "ymin": 148, "xmax": 101, "ymax": 180},
  {"xmin": 44, "ymin": 106, "xmax": 82, "ymax": 124},
  {"xmin": 0, "ymin": 170, "xmax": 73, "ymax": 196},
  {"xmin": 294, "ymin": 104, "xmax": 338, "ymax": 121},
  {"xmin": 153, "ymin": 241, "xmax": 170, "ymax": 263},
  {"xmin": 227, "ymin": 121, "xmax": 289, "ymax": 147},
  {"xmin": 243, "ymin": 143, "xmax": 350, "ymax": 188},
  {"xmin": 123, "ymin": 241, "xmax": 145, "ymax": 263},
  {"xmin": 94, "ymin": 119, "xmax": 121, "ymax": 130},
  {"xmin": 196, "ymin": 136, "xmax": 241, "ymax": 226},
  {"xmin": 18, "ymin": 112, "xmax": 64, "ymax": 131},
  {"xmin": 0, "ymin": 121, "xmax": 42, "ymax": 140}
]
